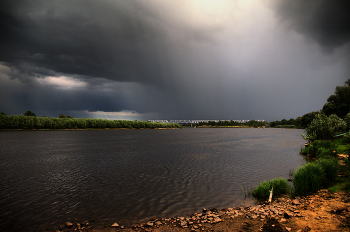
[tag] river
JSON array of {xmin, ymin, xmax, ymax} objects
[{"xmin": 0, "ymin": 128, "xmax": 305, "ymax": 231}]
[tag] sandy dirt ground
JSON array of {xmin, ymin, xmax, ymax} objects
[{"xmin": 56, "ymin": 189, "xmax": 350, "ymax": 232}]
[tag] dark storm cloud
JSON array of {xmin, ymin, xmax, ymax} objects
[
  {"xmin": 271, "ymin": 0, "xmax": 350, "ymax": 52},
  {"xmin": 1, "ymin": 0, "xmax": 158, "ymax": 83},
  {"xmin": 0, "ymin": 0, "xmax": 349, "ymax": 121},
  {"xmin": 0, "ymin": 0, "xmax": 219, "ymax": 86},
  {"xmin": 0, "ymin": 66, "xmax": 128, "ymax": 116},
  {"xmin": 0, "ymin": 0, "xmax": 233, "ymax": 119}
]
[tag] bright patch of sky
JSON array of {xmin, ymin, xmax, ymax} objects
[{"xmin": 37, "ymin": 76, "xmax": 87, "ymax": 89}]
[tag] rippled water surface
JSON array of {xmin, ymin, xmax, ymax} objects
[{"xmin": 0, "ymin": 128, "xmax": 305, "ymax": 231}]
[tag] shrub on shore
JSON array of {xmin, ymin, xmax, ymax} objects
[
  {"xmin": 315, "ymin": 158, "xmax": 338, "ymax": 186},
  {"xmin": 293, "ymin": 162, "xmax": 325, "ymax": 196},
  {"xmin": 301, "ymin": 114, "xmax": 346, "ymax": 142},
  {"xmin": 252, "ymin": 178, "xmax": 289, "ymax": 200},
  {"xmin": 301, "ymin": 140, "xmax": 337, "ymax": 159}
]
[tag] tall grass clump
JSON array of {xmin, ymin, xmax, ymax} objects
[
  {"xmin": 315, "ymin": 158, "xmax": 338, "ymax": 186},
  {"xmin": 252, "ymin": 178, "xmax": 289, "ymax": 200},
  {"xmin": 293, "ymin": 162, "xmax": 324, "ymax": 196}
]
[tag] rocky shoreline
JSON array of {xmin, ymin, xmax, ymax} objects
[{"xmin": 52, "ymin": 189, "xmax": 350, "ymax": 232}]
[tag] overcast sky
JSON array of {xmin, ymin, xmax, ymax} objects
[{"xmin": 0, "ymin": 0, "xmax": 349, "ymax": 121}]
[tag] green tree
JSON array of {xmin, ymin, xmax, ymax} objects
[
  {"xmin": 322, "ymin": 79, "xmax": 350, "ymax": 119},
  {"xmin": 59, "ymin": 114, "xmax": 66, "ymax": 118},
  {"xmin": 24, "ymin": 110, "xmax": 36, "ymax": 117},
  {"xmin": 299, "ymin": 111, "xmax": 319, "ymax": 128},
  {"xmin": 0, "ymin": 112, "xmax": 6, "ymax": 115},
  {"xmin": 302, "ymin": 114, "xmax": 347, "ymax": 142},
  {"xmin": 294, "ymin": 116, "xmax": 302, "ymax": 128},
  {"xmin": 345, "ymin": 112, "xmax": 350, "ymax": 130}
]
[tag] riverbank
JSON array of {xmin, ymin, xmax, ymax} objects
[
  {"xmin": 52, "ymin": 189, "xmax": 349, "ymax": 232},
  {"xmin": 0, "ymin": 127, "xmax": 181, "ymax": 131}
]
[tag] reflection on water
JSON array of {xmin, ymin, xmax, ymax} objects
[{"xmin": 0, "ymin": 128, "xmax": 305, "ymax": 231}]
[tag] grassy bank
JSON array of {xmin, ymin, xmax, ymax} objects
[{"xmin": 252, "ymin": 135, "xmax": 350, "ymax": 200}]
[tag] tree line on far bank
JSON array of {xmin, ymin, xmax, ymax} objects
[
  {"xmin": 0, "ymin": 114, "xmax": 181, "ymax": 130},
  {"xmin": 194, "ymin": 120, "xmax": 269, "ymax": 128},
  {"xmin": 271, "ymin": 79, "xmax": 350, "ymax": 129}
]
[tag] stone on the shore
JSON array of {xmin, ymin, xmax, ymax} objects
[
  {"xmin": 111, "ymin": 222, "xmax": 119, "ymax": 227},
  {"xmin": 146, "ymin": 221, "xmax": 154, "ymax": 227},
  {"xmin": 180, "ymin": 221, "xmax": 187, "ymax": 227},
  {"xmin": 65, "ymin": 222, "xmax": 73, "ymax": 228},
  {"xmin": 213, "ymin": 217, "xmax": 223, "ymax": 223},
  {"xmin": 155, "ymin": 221, "xmax": 162, "ymax": 226},
  {"xmin": 292, "ymin": 199, "xmax": 300, "ymax": 205}
]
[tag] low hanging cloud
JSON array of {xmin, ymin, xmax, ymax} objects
[{"xmin": 0, "ymin": 0, "xmax": 349, "ymax": 121}]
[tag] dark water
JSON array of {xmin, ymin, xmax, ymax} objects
[{"xmin": 0, "ymin": 128, "xmax": 305, "ymax": 231}]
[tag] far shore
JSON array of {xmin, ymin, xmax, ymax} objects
[{"xmin": 0, "ymin": 127, "xmax": 182, "ymax": 131}]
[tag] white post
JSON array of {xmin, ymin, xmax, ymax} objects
[{"xmin": 268, "ymin": 187, "xmax": 273, "ymax": 202}]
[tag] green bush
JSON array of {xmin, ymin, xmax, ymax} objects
[
  {"xmin": 252, "ymin": 178, "xmax": 289, "ymax": 200},
  {"xmin": 343, "ymin": 133, "xmax": 350, "ymax": 144},
  {"xmin": 313, "ymin": 140, "xmax": 335, "ymax": 150},
  {"xmin": 302, "ymin": 114, "xmax": 346, "ymax": 142},
  {"xmin": 336, "ymin": 144, "xmax": 348, "ymax": 154},
  {"xmin": 315, "ymin": 158, "xmax": 338, "ymax": 186},
  {"xmin": 316, "ymin": 147, "xmax": 336, "ymax": 159},
  {"xmin": 300, "ymin": 140, "xmax": 337, "ymax": 158},
  {"xmin": 301, "ymin": 144, "xmax": 314, "ymax": 156},
  {"xmin": 293, "ymin": 162, "xmax": 325, "ymax": 196}
]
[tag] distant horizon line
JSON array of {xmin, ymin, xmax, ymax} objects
[{"xmin": 148, "ymin": 119, "xmax": 265, "ymax": 123}]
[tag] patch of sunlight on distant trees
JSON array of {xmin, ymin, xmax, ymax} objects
[{"xmin": 0, "ymin": 114, "xmax": 181, "ymax": 130}]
